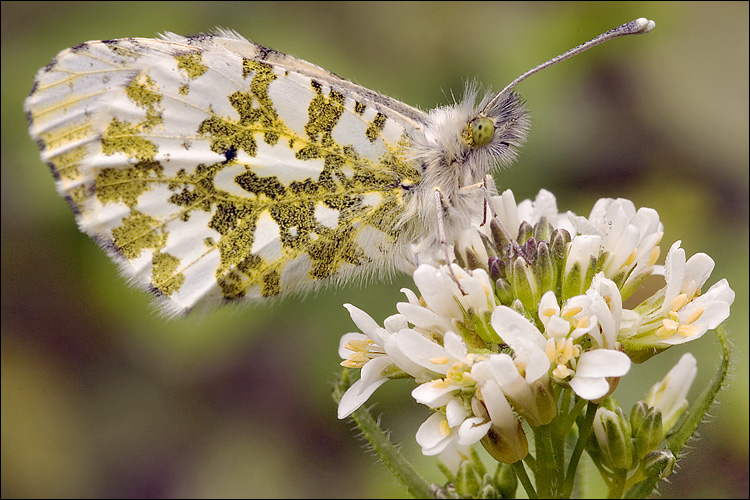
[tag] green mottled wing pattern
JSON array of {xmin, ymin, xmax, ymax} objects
[{"xmin": 26, "ymin": 31, "xmax": 426, "ymax": 315}]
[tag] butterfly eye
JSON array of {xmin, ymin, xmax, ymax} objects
[{"xmin": 470, "ymin": 116, "xmax": 494, "ymax": 147}]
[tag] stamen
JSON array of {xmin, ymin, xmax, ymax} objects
[
  {"xmin": 670, "ymin": 293, "xmax": 689, "ymax": 312},
  {"xmin": 430, "ymin": 356, "xmax": 451, "ymax": 365},
  {"xmin": 439, "ymin": 418, "xmax": 451, "ymax": 436},
  {"xmin": 564, "ymin": 306, "xmax": 583, "ymax": 317},
  {"xmin": 685, "ymin": 306, "xmax": 705, "ymax": 325},
  {"xmin": 678, "ymin": 324, "xmax": 699, "ymax": 337},
  {"xmin": 431, "ymin": 378, "xmax": 451, "ymax": 389},
  {"xmin": 625, "ymin": 249, "xmax": 638, "ymax": 266},
  {"xmin": 648, "ymin": 246, "xmax": 661, "ymax": 267}
]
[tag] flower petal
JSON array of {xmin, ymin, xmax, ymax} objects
[
  {"xmin": 575, "ymin": 349, "xmax": 631, "ymax": 378},
  {"xmin": 416, "ymin": 413, "xmax": 452, "ymax": 455},
  {"xmin": 337, "ymin": 355, "xmax": 393, "ymax": 419},
  {"xmin": 569, "ymin": 375, "xmax": 610, "ymax": 400}
]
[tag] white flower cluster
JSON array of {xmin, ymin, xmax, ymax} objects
[{"xmin": 337, "ymin": 189, "xmax": 734, "ymax": 469}]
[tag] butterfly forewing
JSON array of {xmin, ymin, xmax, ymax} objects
[{"xmin": 26, "ymin": 32, "xmax": 426, "ymax": 315}]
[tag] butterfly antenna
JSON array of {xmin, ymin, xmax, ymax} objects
[{"xmin": 482, "ymin": 17, "xmax": 655, "ymax": 114}]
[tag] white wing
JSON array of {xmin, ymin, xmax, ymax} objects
[{"xmin": 26, "ymin": 31, "xmax": 428, "ymax": 315}]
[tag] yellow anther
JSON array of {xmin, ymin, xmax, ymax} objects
[
  {"xmin": 553, "ymin": 364, "xmax": 573, "ymax": 379},
  {"xmin": 685, "ymin": 306, "xmax": 705, "ymax": 325},
  {"xmin": 545, "ymin": 338, "xmax": 557, "ymax": 362},
  {"xmin": 655, "ymin": 325, "xmax": 669, "ymax": 337},
  {"xmin": 431, "ymin": 378, "xmax": 451, "ymax": 389},
  {"xmin": 439, "ymin": 418, "xmax": 451, "ymax": 436},
  {"xmin": 341, "ymin": 358, "xmax": 365, "ymax": 368},
  {"xmin": 563, "ymin": 306, "xmax": 583, "ymax": 318},
  {"xmin": 542, "ymin": 307, "xmax": 557, "ymax": 318},
  {"xmin": 576, "ymin": 316, "xmax": 590, "ymax": 329},
  {"xmin": 683, "ymin": 279, "xmax": 699, "ymax": 301},
  {"xmin": 625, "ymin": 249, "xmax": 638, "ymax": 266},
  {"xmin": 430, "ymin": 356, "xmax": 451, "ymax": 365},
  {"xmin": 678, "ymin": 324, "xmax": 699, "ymax": 337},
  {"xmin": 670, "ymin": 293, "xmax": 689, "ymax": 312},
  {"xmin": 648, "ymin": 246, "xmax": 661, "ymax": 267},
  {"xmin": 562, "ymin": 339, "xmax": 574, "ymax": 360}
]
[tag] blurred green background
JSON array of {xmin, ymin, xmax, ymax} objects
[{"xmin": 2, "ymin": 2, "xmax": 747, "ymax": 498}]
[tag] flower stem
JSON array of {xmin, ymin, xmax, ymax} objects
[
  {"xmin": 513, "ymin": 460, "xmax": 538, "ymax": 499},
  {"xmin": 563, "ymin": 400, "xmax": 600, "ymax": 498},
  {"xmin": 333, "ymin": 368, "xmax": 433, "ymax": 499}
]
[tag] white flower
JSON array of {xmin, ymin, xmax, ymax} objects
[
  {"xmin": 570, "ymin": 198, "xmax": 663, "ymax": 297},
  {"xmin": 337, "ymin": 304, "xmax": 403, "ymax": 419},
  {"xmin": 489, "ymin": 188, "xmax": 574, "ymax": 236},
  {"xmin": 645, "ymin": 353, "xmax": 698, "ymax": 432},
  {"xmin": 415, "ymin": 405, "xmax": 491, "ymax": 457},
  {"xmin": 491, "ymin": 294, "xmax": 630, "ymax": 402},
  {"xmin": 621, "ymin": 241, "xmax": 735, "ymax": 349},
  {"xmin": 568, "ymin": 349, "xmax": 631, "ymax": 400}
]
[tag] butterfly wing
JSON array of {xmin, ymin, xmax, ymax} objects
[{"xmin": 26, "ymin": 31, "xmax": 427, "ymax": 315}]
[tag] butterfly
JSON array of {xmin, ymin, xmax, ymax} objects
[{"xmin": 25, "ymin": 18, "xmax": 654, "ymax": 316}]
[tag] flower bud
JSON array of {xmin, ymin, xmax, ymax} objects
[
  {"xmin": 495, "ymin": 462, "xmax": 518, "ymax": 499},
  {"xmin": 517, "ymin": 220, "xmax": 533, "ymax": 244},
  {"xmin": 455, "ymin": 459, "xmax": 483, "ymax": 497},
  {"xmin": 532, "ymin": 377, "xmax": 558, "ymax": 426},
  {"xmin": 478, "ymin": 482, "xmax": 498, "ymax": 499},
  {"xmin": 634, "ymin": 406, "xmax": 663, "ymax": 460},
  {"xmin": 467, "ymin": 308, "xmax": 501, "ymax": 345},
  {"xmin": 594, "ymin": 407, "xmax": 634, "ymax": 470},
  {"xmin": 535, "ymin": 240, "xmax": 556, "ymax": 295},
  {"xmin": 645, "ymin": 353, "xmax": 697, "ymax": 434},
  {"xmin": 481, "ymin": 421, "xmax": 529, "ymax": 464},
  {"xmin": 488, "ymin": 256, "xmax": 505, "ymax": 281},
  {"xmin": 490, "ymin": 218, "xmax": 513, "ymax": 250},
  {"xmin": 630, "ymin": 400, "xmax": 649, "ymax": 432},
  {"xmin": 533, "ymin": 216, "xmax": 554, "ymax": 243},
  {"xmin": 550, "ymin": 228, "xmax": 571, "ymax": 264},
  {"xmin": 495, "ymin": 277, "xmax": 513, "ymax": 305},
  {"xmin": 511, "ymin": 257, "xmax": 539, "ymax": 313},
  {"xmin": 642, "ymin": 449, "xmax": 676, "ymax": 479},
  {"xmin": 465, "ymin": 247, "xmax": 486, "ymax": 272}
]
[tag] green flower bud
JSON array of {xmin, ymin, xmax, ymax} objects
[
  {"xmin": 495, "ymin": 462, "xmax": 518, "ymax": 499},
  {"xmin": 594, "ymin": 407, "xmax": 634, "ymax": 471},
  {"xmin": 478, "ymin": 483, "xmax": 499, "ymax": 499},
  {"xmin": 467, "ymin": 308, "xmax": 502, "ymax": 344},
  {"xmin": 532, "ymin": 377, "xmax": 558, "ymax": 426},
  {"xmin": 550, "ymin": 228, "xmax": 570, "ymax": 262},
  {"xmin": 490, "ymin": 218, "xmax": 513, "ymax": 250},
  {"xmin": 456, "ymin": 458, "xmax": 483, "ymax": 497},
  {"xmin": 465, "ymin": 247, "xmax": 486, "ymax": 272},
  {"xmin": 630, "ymin": 400, "xmax": 650, "ymax": 432},
  {"xmin": 516, "ymin": 221, "xmax": 533, "ymax": 244},
  {"xmin": 511, "ymin": 257, "xmax": 539, "ymax": 313},
  {"xmin": 454, "ymin": 243, "xmax": 467, "ymax": 269},
  {"xmin": 495, "ymin": 277, "xmax": 513, "ymax": 305},
  {"xmin": 634, "ymin": 407, "xmax": 663, "ymax": 459},
  {"xmin": 642, "ymin": 449, "xmax": 676, "ymax": 479},
  {"xmin": 534, "ymin": 240, "xmax": 556, "ymax": 295},
  {"xmin": 533, "ymin": 216, "xmax": 554, "ymax": 243},
  {"xmin": 479, "ymin": 232, "xmax": 498, "ymax": 259}
]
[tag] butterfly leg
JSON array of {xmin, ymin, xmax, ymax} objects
[{"xmin": 434, "ymin": 187, "xmax": 468, "ymax": 296}]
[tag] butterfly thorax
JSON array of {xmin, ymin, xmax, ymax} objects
[{"xmin": 401, "ymin": 86, "xmax": 530, "ymax": 261}]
